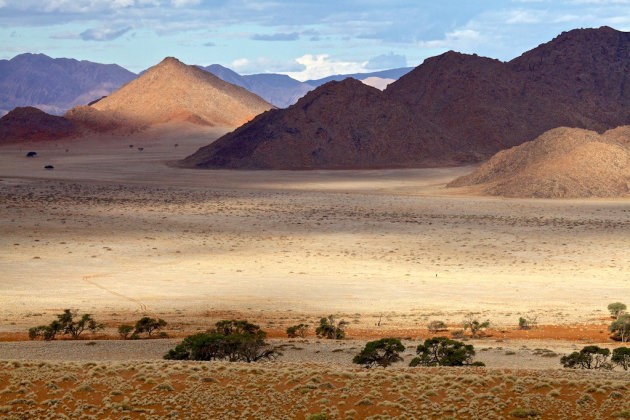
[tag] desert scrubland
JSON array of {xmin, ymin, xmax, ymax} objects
[{"xmin": 1, "ymin": 128, "xmax": 629, "ymax": 418}]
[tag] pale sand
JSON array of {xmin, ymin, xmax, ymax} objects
[{"xmin": 1, "ymin": 124, "xmax": 629, "ymax": 334}]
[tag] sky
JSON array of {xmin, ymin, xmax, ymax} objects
[{"xmin": 1, "ymin": 0, "xmax": 630, "ymax": 81}]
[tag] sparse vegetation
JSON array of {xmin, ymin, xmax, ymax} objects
[
  {"xmin": 315, "ymin": 315, "xmax": 347, "ymax": 340},
  {"xmin": 608, "ymin": 302, "xmax": 627, "ymax": 319},
  {"xmin": 286, "ymin": 323, "xmax": 309, "ymax": 338},
  {"xmin": 560, "ymin": 345, "xmax": 612, "ymax": 370},
  {"xmin": 164, "ymin": 319, "xmax": 279, "ymax": 362},
  {"xmin": 28, "ymin": 309, "xmax": 103, "ymax": 340},
  {"xmin": 427, "ymin": 320, "xmax": 448, "ymax": 334},
  {"xmin": 352, "ymin": 338, "xmax": 405, "ymax": 368},
  {"xmin": 409, "ymin": 337, "xmax": 484, "ymax": 367},
  {"xmin": 463, "ymin": 314, "xmax": 490, "ymax": 338}
]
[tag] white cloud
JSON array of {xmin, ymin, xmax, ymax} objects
[
  {"xmin": 419, "ymin": 29, "xmax": 484, "ymax": 51},
  {"xmin": 231, "ymin": 57, "xmax": 306, "ymax": 74},
  {"xmin": 171, "ymin": 0, "xmax": 201, "ymax": 7},
  {"xmin": 285, "ymin": 54, "xmax": 367, "ymax": 81}
]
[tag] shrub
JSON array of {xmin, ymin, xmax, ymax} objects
[
  {"xmin": 560, "ymin": 346, "xmax": 612, "ymax": 369},
  {"xmin": 26, "ymin": 151, "xmax": 37, "ymax": 157},
  {"xmin": 134, "ymin": 317, "xmax": 167, "ymax": 338},
  {"xmin": 463, "ymin": 314, "xmax": 490, "ymax": 338},
  {"xmin": 315, "ymin": 315, "xmax": 348, "ymax": 340},
  {"xmin": 118, "ymin": 325, "xmax": 134, "ymax": 340},
  {"xmin": 409, "ymin": 337, "xmax": 484, "ymax": 367},
  {"xmin": 518, "ymin": 315, "xmax": 538, "ymax": 330},
  {"xmin": 510, "ymin": 408, "xmax": 541, "ymax": 418},
  {"xmin": 608, "ymin": 302, "xmax": 627, "ymax": 319},
  {"xmin": 427, "ymin": 320, "xmax": 448, "ymax": 334},
  {"xmin": 609, "ymin": 314, "xmax": 630, "ymax": 342},
  {"xmin": 352, "ymin": 338, "xmax": 405, "ymax": 368},
  {"xmin": 28, "ymin": 310, "xmax": 103, "ymax": 340},
  {"xmin": 286, "ymin": 323, "xmax": 309, "ymax": 338},
  {"xmin": 612, "ymin": 347, "xmax": 630, "ymax": 370},
  {"xmin": 164, "ymin": 319, "xmax": 279, "ymax": 362}
]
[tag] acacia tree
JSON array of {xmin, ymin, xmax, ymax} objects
[
  {"xmin": 134, "ymin": 317, "xmax": 167, "ymax": 337},
  {"xmin": 409, "ymin": 337, "xmax": 484, "ymax": 367},
  {"xmin": 28, "ymin": 309, "xmax": 103, "ymax": 340},
  {"xmin": 560, "ymin": 346, "xmax": 612, "ymax": 370},
  {"xmin": 164, "ymin": 319, "xmax": 279, "ymax": 362},
  {"xmin": 609, "ymin": 314, "xmax": 630, "ymax": 342},
  {"xmin": 353, "ymin": 338, "xmax": 405, "ymax": 368},
  {"xmin": 608, "ymin": 302, "xmax": 627, "ymax": 319},
  {"xmin": 612, "ymin": 347, "xmax": 630, "ymax": 370},
  {"xmin": 315, "ymin": 315, "xmax": 348, "ymax": 339}
]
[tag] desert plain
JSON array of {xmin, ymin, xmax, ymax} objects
[{"xmin": 1, "ymin": 126, "xmax": 629, "ymax": 418}]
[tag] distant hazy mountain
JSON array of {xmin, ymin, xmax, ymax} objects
[
  {"xmin": 305, "ymin": 68, "xmax": 413, "ymax": 86},
  {"xmin": 200, "ymin": 65, "xmax": 412, "ymax": 108},
  {"xmin": 0, "ymin": 53, "xmax": 136, "ymax": 116},
  {"xmin": 199, "ymin": 64, "xmax": 313, "ymax": 108}
]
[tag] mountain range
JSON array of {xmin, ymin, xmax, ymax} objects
[
  {"xmin": 0, "ymin": 53, "xmax": 412, "ymax": 115},
  {"xmin": 184, "ymin": 26, "xmax": 630, "ymax": 169}
]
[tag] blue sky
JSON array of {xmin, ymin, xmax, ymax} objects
[{"xmin": 1, "ymin": 0, "xmax": 630, "ymax": 80}]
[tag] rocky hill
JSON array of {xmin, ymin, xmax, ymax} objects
[
  {"xmin": 0, "ymin": 53, "xmax": 135, "ymax": 116},
  {"xmin": 448, "ymin": 126, "xmax": 630, "ymax": 198},
  {"xmin": 0, "ymin": 106, "xmax": 78, "ymax": 142},
  {"xmin": 184, "ymin": 26, "xmax": 630, "ymax": 169},
  {"xmin": 88, "ymin": 57, "xmax": 274, "ymax": 128}
]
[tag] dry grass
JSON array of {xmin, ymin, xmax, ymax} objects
[{"xmin": 1, "ymin": 360, "xmax": 629, "ymax": 419}]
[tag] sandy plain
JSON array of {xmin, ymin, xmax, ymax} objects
[{"xmin": 1, "ymin": 124, "xmax": 628, "ymax": 335}]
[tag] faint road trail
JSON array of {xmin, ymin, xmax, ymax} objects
[{"xmin": 82, "ymin": 275, "xmax": 148, "ymax": 312}]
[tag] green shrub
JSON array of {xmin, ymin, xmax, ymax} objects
[
  {"xmin": 315, "ymin": 315, "xmax": 348, "ymax": 340},
  {"xmin": 117, "ymin": 325, "xmax": 134, "ymax": 340},
  {"xmin": 134, "ymin": 317, "xmax": 167, "ymax": 338},
  {"xmin": 463, "ymin": 314, "xmax": 490, "ymax": 338},
  {"xmin": 286, "ymin": 323, "xmax": 309, "ymax": 338},
  {"xmin": 409, "ymin": 337, "xmax": 484, "ymax": 367},
  {"xmin": 352, "ymin": 338, "xmax": 405, "ymax": 368},
  {"xmin": 510, "ymin": 407, "xmax": 541, "ymax": 418}
]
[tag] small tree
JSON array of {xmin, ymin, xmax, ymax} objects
[
  {"xmin": 286, "ymin": 324, "xmax": 309, "ymax": 338},
  {"xmin": 352, "ymin": 338, "xmax": 405, "ymax": 368},
  {"xmin": 28, "ymin": 309, "xmax": 103, "ymax": 340},
  {"xmin": 463, "ymin": 314, "xmax": 490, "ymax": 338},
  {"xmin": 560, "ymin": 346, "xmax": 612, "ymax": 370},
  {"xmin": 612, "ymin": 347, "xmax": 630, "ymax": 370},
  {"xmin": 118, "ymin": 325, "xmax": 134, "ymax": 340},
  {"xmin": 609, "ymin": 314, "xmax": 630, "ymax": 342},
  {"xmin": 608, "ymin": 302, "xmax": 627, "ymax": 319},
  {"xmin": 409, "ymin": 337, "xmax": 484, "ymax": 367},
  {"xmin": 315, "ymin": 315, "xmax": 348, "ymax": 340},
  {"xmin": 427, "ymin": 320, "xmax": 448, "ymax": 334},
  {"xmin": 134, "ymin": 317, "xmax": 167, "ymax": 338}
]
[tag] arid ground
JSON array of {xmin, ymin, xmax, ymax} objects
[{"xmin": 1, "ymin": 125, "xmax": 629, "ymax": 418}]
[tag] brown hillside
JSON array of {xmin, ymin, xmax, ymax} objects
[
  {"xmin": 448, "ymin": 126, "xmax": 630, "ymax": 198},
  {"xmin": 88, "ymin": 57, "xmax": 273, "ymax": 128},
  {"xmin": 185, "ymin": 26, "xmax": 630, "ymax": 169},
  {"xmin": 0, "ymin": 106, "xmax": 77, "ymax": 142},
  {"xmin": 182, "ymin": 78, "xmax": 457, "ymax": 169}
]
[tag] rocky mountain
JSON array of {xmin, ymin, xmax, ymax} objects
[
  {"xmin": 0, "ymin": 53, "xmax": 136, "ymax": 116},
  {"xmin": 447, "ymin": 126, "xmax": 630, "ymax": 198},
  {"xmin": 87, "ymin": 57, "xmax": 273, "ymax": 129},
  {"xmin": 184, "ymin": 26, "xmax": 630, "ymax": 170},
  {"xmin": 0, "ymin": 106, "xmax": 78, "ymax": 142}
]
